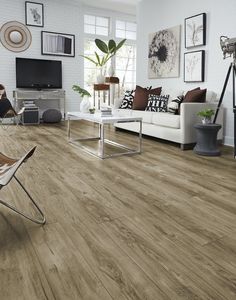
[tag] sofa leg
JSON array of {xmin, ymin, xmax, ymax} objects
[{"xmin": 180, "ymin": 143, "xmax": 195, "ymax": 150}]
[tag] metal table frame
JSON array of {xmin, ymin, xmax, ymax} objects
[{"xmin": 67, "ymin": 113, "xmax": 142, "ymax": 159}]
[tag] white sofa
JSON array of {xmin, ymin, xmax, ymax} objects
[{"xmin": 114, "ymin": 90, "xmax": 223, "ymax": 149}]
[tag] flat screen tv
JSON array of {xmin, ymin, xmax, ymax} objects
[{"xmin": 16, "ymin": 57, "xmax": 62, "ymax": 89}]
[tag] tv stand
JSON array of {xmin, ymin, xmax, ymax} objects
[{"xmin": 13, "ymin": 89, "xmax": 66, "ymax": 119}]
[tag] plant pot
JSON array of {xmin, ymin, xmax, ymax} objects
[
  {"xmin": 80, "ymin": 96, "xmax": 91, "ymax": 113},
  {"xmin": 202, "ymin": 117, "xmax": 212, "ymax": 124},
  {"xmin": 97, "ymin": 67, "xmax": 105, "ymax": 84}
]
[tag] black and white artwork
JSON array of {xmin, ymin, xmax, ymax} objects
[
  {"xmin": 25, "ymin": 1, "xmax": 44, "ymax": 27},
  {"xmin": 185, "ymin": 13, "xmax": 206, "ymax": 48},
  {"xmin": 184, "ymin": 50, "xmax": 205, "ymax": 82},
  {"xmin": 41, "ymin": 31, "xmax": 75, "ymax": 57},
  {"xmin": 148, "ymin": 25, "xmax": 180, "ymax": 78}
]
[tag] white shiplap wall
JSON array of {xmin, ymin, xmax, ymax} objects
[{"xmin": 0, "ymin": 0, "xmax": 84, "ymax": 112}]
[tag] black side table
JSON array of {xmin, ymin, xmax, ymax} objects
[{"xmin": 194, "ymin": 123, "xmax": 222, "ymax": 156}]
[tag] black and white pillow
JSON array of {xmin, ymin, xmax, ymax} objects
[
  {"xmin": 145, "ymin": 94, "xmax": 169, "ymax": 112},
  {"xmin": 167, "ymin": 96, "xmax": 184, "ymax": 114},
  {"xmin": 119, "ymin": 90, "xmax": 134, "ymax": 109}
]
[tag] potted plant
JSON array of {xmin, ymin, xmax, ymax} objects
[
  {"xmin": 197, "ymin": 109, "xmax": 215, "ymax": 124},
  {"xmin": 82, "ymin": 38, "xmax": 126, "ymax": 83},
  {"xmin": 72, "ymin": 85, "xmax": 91, "ymax": 113}
]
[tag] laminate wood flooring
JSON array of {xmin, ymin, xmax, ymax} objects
[{"xmin": 0, "ymin": 121, "xmax": 236, "ymax": 300}]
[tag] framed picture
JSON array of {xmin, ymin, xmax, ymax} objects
[
  {"xmin": 25, "ymin": 1, "xmax": 44, "ymax": 27},
  {"xmin": 185, "ymin": 13, "xmax": 206, "ymax": 48},
  {"xmin": 148, "ymin": 25, "xmax": 180, "ymax": 78},
  {"xmin": 184, "ymin": 50, "xmax": 205, "ymax": 82},
  {"xmin": 41, "ymin": 31, "xmax": 75, "ymax": 57}
]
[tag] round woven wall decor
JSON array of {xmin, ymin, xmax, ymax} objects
[{"xmin": 0, "ymin": 21, "xmax": 32, "ymax": 52}]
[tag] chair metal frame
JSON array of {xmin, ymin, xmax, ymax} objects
[
  {"xmin": 0, "ymin": 107, "xmax": 25, "ymax": 129},
  {"xmin": 0, "ymin": 147, "xmax": 46, "ymax": 225}
]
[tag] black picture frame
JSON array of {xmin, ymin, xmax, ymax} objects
[
  {"xmin": 184, "ymin": 50, "xmax": 205, "ymax": 82},
  {"xmin": 185, "ymin": 13, "xmax": 206, "ymax": 48},
  {"xmin": 41, "ymin": 31, "xmax": 75, "ymax": 57},
  {"xmin": 25, "ymin": 1, "xmax": 44, "ymax": 27}
]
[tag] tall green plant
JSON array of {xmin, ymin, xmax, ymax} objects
[{"xmin": 81, "ymin": 39, "xmax": 126, "ymax": 67}]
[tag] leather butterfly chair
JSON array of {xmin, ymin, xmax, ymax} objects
[{"xmin": 0, "ymin": 147, "xmax": 46, "ymax": 224}]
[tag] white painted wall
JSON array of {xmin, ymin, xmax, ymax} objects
[
  {"xmin": 0, "ymin": 0, "xmax": 135, "ymax": 113},
  {"xmin": 137, "ymin": 0, "xmax": 236, "ymax": 146},
  {"xmin": 0, "ymin": 0, "xmax": 85, "ymax": 112}
]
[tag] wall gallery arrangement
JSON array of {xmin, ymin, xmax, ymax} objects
[
  {"xmin": 148, "ymin": 25, "xmax": 180, "ymax": 78},
  {"xmin": 0, "ymin": 2, "xmax": 75, "ymax": 57},
  {"xmin": 184, "ymin": 50, "xmax": 205, "ymax": 82},
  {"xmin": 148, "ymin": 13, "xmax": 206, "ymax": 82},
  {"xmin": 184, "ymin": 12, "xmax": 206, "ymax": 82}
]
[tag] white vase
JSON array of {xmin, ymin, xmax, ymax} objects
[
  {"xmin": 202, "ymin": 117, "xmax": 212, "ymax": 124},
  {"xmin": 97, "ymin": 67, "xmax": 105, "ymax": 84},
  {"xmin": 108, "ymin": 65, "xmax": 115, "ymax": 77},
  {"xmin": 80, "ymin": 96, "xmax": 91, "ymax": 113}
]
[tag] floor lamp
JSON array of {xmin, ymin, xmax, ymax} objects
[{"xmin": 213, "ymin": 36, "xmax": 236, "ymax": 159}]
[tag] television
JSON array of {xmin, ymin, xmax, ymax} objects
[{"xmin": 16, "ymin": 58, "xmax": 62, "ymax": 89}]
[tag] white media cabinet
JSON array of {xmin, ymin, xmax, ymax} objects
[{"xmin": 13, "ymin": 89, "xmax": 66, "ymax": 119}]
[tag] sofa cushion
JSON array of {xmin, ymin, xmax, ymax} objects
[
  {"xmin": 183, "ymin": 88, "xmax": 206, "ymax": 103},
  {"xmin": 145, "ymin": 94, "xmax": 169, "ymax": 112},
  {"xmin": 131, "ymin": 110, "xmax": 153, "ymax": 123},
  {"xmin": 206, "ymin": 90, "xmax": 217, "ymax": 102},
  {"xmin": 133, "ymin": 85, "xmax": 162, "ymax": 110},
  {"xmin": 167, "ymin": 96, "xmax": 184, "ymax": 114},
  {"xmin": 152, "ymin": 112, "xmax": 180, "ymax": 129},
  {"xmin": 119, "ymin": 90, "xmax": 134, "ymax": 109}
]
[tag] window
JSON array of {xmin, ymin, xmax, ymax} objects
[
  {"xmin": 83, "ymin": 14, "xmax": 136, "ymax": 94},
  {"xmin": 84, "ymin": 15, "xmax": 109, "ymax": 36},
  {"xmin": 115, "ymin": 44, "xmax": 136, "ymax": 91},
  {"xmin": 116, "ymin": 20, "xmax": 136, "ymax": 40}
]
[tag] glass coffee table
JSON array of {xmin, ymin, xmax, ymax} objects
[{"xmin": 67, "ymin": 112, "xmax": 142, "ymax": 159}]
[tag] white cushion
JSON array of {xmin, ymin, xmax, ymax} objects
[
  {"xmin": 161, "ymin": 88, "xmax": 184, "ymax": 102},
  {"xmin": 152, "ymin": 112, "xmax": 180, "ymax": 129},
  {"xmin": 206, "ymin": 90, "xmax": 217, "ymax": 102},
  {"xmin": 131, "ymin": 110, "xmax": 153, "ymax": 123}
]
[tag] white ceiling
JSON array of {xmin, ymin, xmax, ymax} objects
[{"xmin": 81, "ymin": 0, "xmax": 139, "ymax": 14}]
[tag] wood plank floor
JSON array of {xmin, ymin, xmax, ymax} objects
[{"xmin": 0, "ymin": 121, "xmax": 236, "ymax": 300}]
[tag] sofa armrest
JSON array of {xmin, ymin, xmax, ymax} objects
[{"xmin": 180, "ymin": 102, "xmax": 223, "ymax": 144}]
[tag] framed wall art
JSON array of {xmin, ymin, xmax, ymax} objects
[
  {"xmin": 25, "ymin": 1, "xmax": 44, "ymax": 27},
  {"xmin": 184, "ymin": 50, "xmax": 205, "ymax": 82},
  {"xmin": 148, "ymin": 25, "xmax": 181, "ymax": 78},
  {"xmin": 185, "ymin": 13, "xmax": 206, "ymax": 48},
  {"xmin": 41, "ymin": 31, "xmax": 75, "ymax": 57}
]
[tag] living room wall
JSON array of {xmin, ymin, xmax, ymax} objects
[
  {"xmin": 0, "ymin": 0, "xmax": 135, "ymax": 113},
  {"xmin": 0, "ymin": 0, "xmax": 85, "ymax": 112},
  {"xmin": 137, "ymin": 0, "xmax": 236, "ymax": 146}
]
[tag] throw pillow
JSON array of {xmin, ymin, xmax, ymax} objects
[
  {"xmin": 183, "ymin": 88, "xmax": 207, "ymax": 103},
  {"xmin": 145, "ymin": 94, "xmax": 169, "ymax": 112},
  {"xmin": 133, "ymin": 85, "xmax": 162, "ymax": 110},
  {"xmin": 119, "ymin": 90, "xmax": 134, "ymax": 109},
  {"xmin": 167, "ymin": 96, "xmax": 184, "ymax": 114}
]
